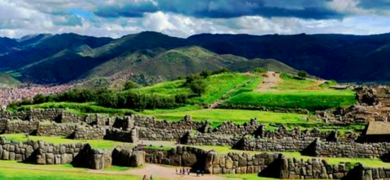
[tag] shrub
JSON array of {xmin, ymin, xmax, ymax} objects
[
  {"xmin": 123, "ymin": 81, "xmax": 138, "ymax": 90},
  {"xmin": 184, "ymin": 74, "xmax": 202, "ymax": 86},
  {"xmin": 297, "ymin": 70, "xmax": 307, "ymax": 79},
  {"xmin": 200, "ymin": 70, "xmax": 212, "ymax": 78},
  {"xmin": 190, "ymin": 80, "xmax": 207, "ymax": 96}
]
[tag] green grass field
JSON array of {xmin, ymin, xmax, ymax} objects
[
  {"xmin": 150, "ymin": 109, "xmax": 309, "ymax": 126},
  {"xmin": 133, "ymin": 73, "xmax": 261, "ymax": 105},
  {"xmin": 225, "ymin": 90, "xmax": 355, "ymax": 111},
  {"xmin": 275, "ymin": 74, "xmax": 321, "ymax": 90},
  {"xmin": 1, "ymin": 134, "xmax": 128, "ymax": 149},
  {"xmin": 133, "ymin": 80, "xmax": 191, "ymax": 97},
  {"xmin": 18, "ymin": 102, "xmax": 135, "ymax": 115}
]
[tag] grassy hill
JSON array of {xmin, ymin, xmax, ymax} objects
[
  {"xmin": 132, "ymin": 72, "xmax": 262, "ymax": 104},
  {"xmin": 13, "ymin": 71, "xmax": 356, "ymax": 128},
  {"xmin": 3, "ymin": 32, "xmax": 390, "ymax": 85},
  {"xmin": 77, "ymin": 46, "xmax": 298, "ymax": 87}
]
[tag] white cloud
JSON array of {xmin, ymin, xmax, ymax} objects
[
  {"xmin": 327, "ymin": 0, "xmax": 370, "ymax": 14},
  {"xmin": 0, "ymin": 0, "xmax": 389, "ymax": 39}
]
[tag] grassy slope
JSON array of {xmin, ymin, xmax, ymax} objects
[
  {"xmin": 226, "ymin": 90, "xmax": 355, "ymax": 111},
  {"xmin": 134, "ymin": 79, "xmax": 192, "ymax": 97},
  {"xmin": 78, "ymin": 45, "xmax": 298, "ymax": 86},
  {"xmin": 228, "ymin": 58, "xmax": 298, "ymax": 75},
  {"xmin": 225, "ymin": 74, "xmax": 356, "ymax": 111},
  {"xmin": 134, "ymin": 72, "xmax": 260, "ymax": 104},
  {"xmin": 151, "ymin": 109, "xmax": 308, "ymax": 125}
]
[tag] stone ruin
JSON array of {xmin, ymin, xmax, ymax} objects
[
  {"xmin": 318, "ymin": 85, "xmax": 390, "ymax": 124},
  {"xmin": 0, "ymin": 109, "xmax": 389, "ymax": 180},
  {"xmin": 0, "ymin": 137, "xmax": 145, "ymax": 170}
]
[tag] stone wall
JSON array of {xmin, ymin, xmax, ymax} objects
[
  {"xmin": 35, "ymin": 141, "xmax": 85, "ymax": 165},
  {"xmin": 112, "ymin": 145, "xmax": 145, "ymax": 167},
  {"xmin": 5, "ymin": 120, "xmax": 39, "ymax": 134},
  {"xmin": 138, "ymin": 127, "xmax": 190, "ymax": 141},
  {"xmin": 133, "ymin": 115, "xmax": 206, "ymax": 130},
  {"xmin": 105, "ymin": 128, "xmax": 137, "ymax": 143},
  {"xmin": 205, "ymin": 151, "xmax": 281, "ymax": 175},
  {"xmin": 280, "ymin": 157, "xmax": 355, "ymax": 179},
  {"xmin": 0, "ymin": 138, "xmax": 145, "ymax": 170},
  {"xmin": 360, "ymin": 166, "xmax": 390, "ymax": 180},
  {"xmin": 186, "ymin": 134, "xmax": 239, "ymax": 146},
  {"xmin": 30, "ymin": 109, "xmax": 62, "ymax": 122},
  {"xmin": 144, "ymin": 146, "xmax": 208, "ymax": 168},
  {"xmin": 143, "ymin": 145, "xmax": 281, "ymax": 176},
  {"xmin": 60, "ymin": 112, "xmax": 85, "ymax": 123},
  {"xmin": 211, "ymin": 119, "xmax": 260, "ymax": 135},
  {"xmin": 74, "ymin": 126, "xmax": 106, "ymax": 140},
  {"xmin": 37, "ymin": 123, "xmax": 78, "ymax": 137},
  {"xmin": 0, "ymin": 137, "xmax": 85, "ymax": 165},
  {"xmin": 315, "ymin": 141, "xmax": 390, "ymax": 159},
  {"xmin": 236, "ymin": 137, "xmax": 390, "ymax": 159},
  {"xmin": 236, "ymin": 137, "xmax": 315, "ymax": 153}
]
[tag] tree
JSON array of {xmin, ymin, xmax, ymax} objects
[
  {"xmin": 33, "ymin": 94, "xmax": 47, "ymax": 104},
  {"xmin": 123, "ymin": 81, "xmax": 138, "ymax": 91},
  {"xmin": 190, "ymin": 80, "xmax": 206, "ymax": 96},
  {"xmin": 297, "ymin": 70, "xmax": 307, "ymax": 79},
  {"xmin": 214, "ymin": 68, "xmax": 229, "ymax": 74},
  {"xmin": 200, "ymin": 70, "xmax": 212, "ymax": 78},
  {"xmin": 185, "ymin": 74, "xmax": 202, "ymax": 86}
]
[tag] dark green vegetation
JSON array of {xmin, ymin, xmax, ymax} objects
[{"xmin": 2, "ymin": 32, "xmax": 390, "ymax": 85}]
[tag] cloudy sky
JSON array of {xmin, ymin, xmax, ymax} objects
[{"xmin": 1, "ymin": 0, "xmax": 390, "ymax": 38}]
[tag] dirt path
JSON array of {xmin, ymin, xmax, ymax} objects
[
  {"xmin": 1, "ymin": 162, "xmax": 230, "ymax": 180},
  {"xmin": 117, "ymin": 164, "xmax": 227, "ymax": 180},
  {"xmin": 256, "ymin": 71, "xmax": 281, "ymax": 92},
  {"xmin": 208, "ymin": 100, "xmax": 224, "ymax": 109}
]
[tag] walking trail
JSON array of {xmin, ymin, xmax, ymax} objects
[
  {"xmin": 256, "ymin": 71, "xmax": 281, "ymax": 92},
  {"xmin": 90, "ymin": 164, "xmax": 229, "ymax": 180}
]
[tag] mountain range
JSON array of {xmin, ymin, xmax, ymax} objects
[{"xmin": 1, "ymin": 31, "xmax": 390, "ymax": 85}]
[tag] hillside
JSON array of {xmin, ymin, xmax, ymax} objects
[
  {"xmin": 2, "ymin": 32, "xmax": 390, "ymax": 85},
  {"xmin": 79, "ymin": 46, "xmax": 298, "ymax": 86},
  {"xmin": 187, "ymin": 33, "xmax": 390, "ymax": 82}
]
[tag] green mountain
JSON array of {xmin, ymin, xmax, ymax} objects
[
  {"xmin": 3, "ymin": 31, "xmax": 390, "ymax": 85},
  {"xmin": 81, "ymin": 46, "xmax": 297, "ymax": 86}
]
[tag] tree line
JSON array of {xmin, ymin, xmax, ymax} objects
[
  {"xmin": 9, "ymin": 89, "xmax": 188, "ymax": 111},
  {"xmin": 9, "ymin": 68, "xmax": 230, "ymax": 111}
]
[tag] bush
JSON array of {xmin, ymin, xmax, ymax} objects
[
  {"xmin": 184, "ymin": 74, "xmax": 202, "ymax": 86},
  {"xmin": 33, "ymin": 94, "xmax": 47, "ymax": 104},
  {"xmin": 297, "ymin": 70, "xmax": 307, "ymax": 79},
  {"xmin": 190, "ymin": 80, "xmax": 207, "ymax": 96},
  {"xmin": 200, "ymin": 70, "xmax": 212, "ymax": 78},
  {"xmin": 123, "ymin": 81, "xmax": 138, "ymax": 90}
]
